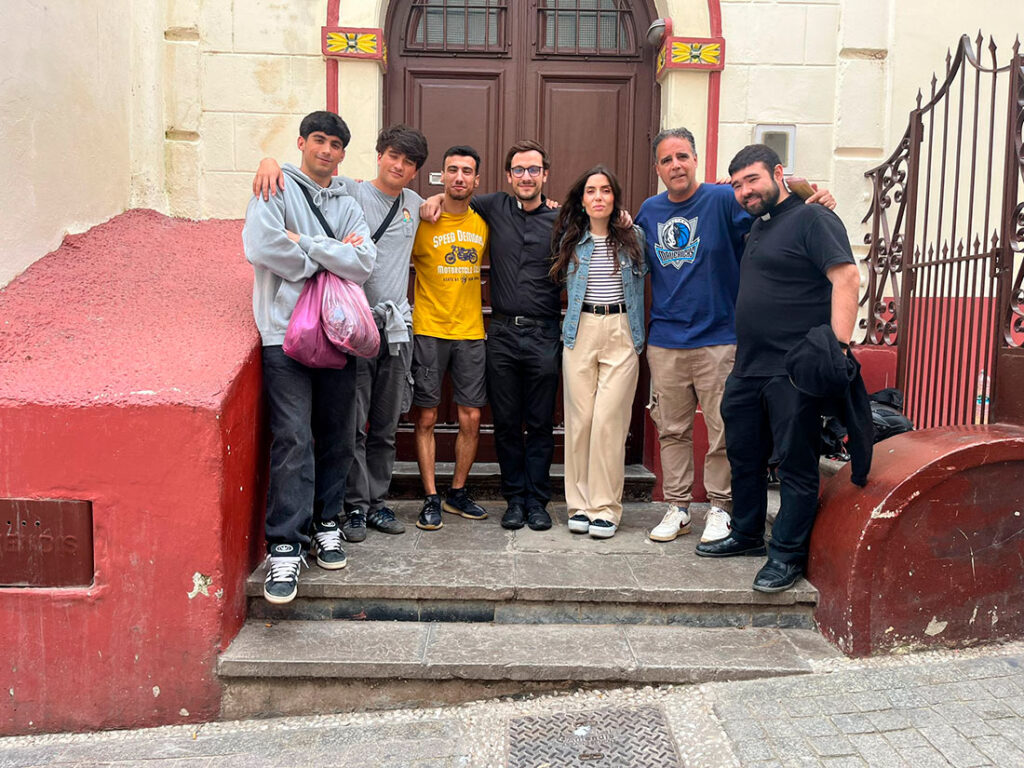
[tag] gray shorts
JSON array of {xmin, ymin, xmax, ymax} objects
[{"xmin": 412, "ymin": 335, "xmax": 487, "ymax": 408}]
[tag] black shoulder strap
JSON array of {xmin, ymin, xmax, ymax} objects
[
  {"xmin": 297, "ymin": 183, "xmax": 337, "ymax": 240},
  {"xmin": 371, "ymin": 190, "xmax": 404, "ymax": 243}
]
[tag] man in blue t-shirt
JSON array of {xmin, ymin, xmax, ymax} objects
[{"xmin": 636, "ymin": 127, "xmax": 832, "ymax": 548}]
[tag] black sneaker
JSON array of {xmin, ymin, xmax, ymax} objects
[
  {"xmin": 341, "ymin": 510, "xmax": 367, "ymax": 542},
  {"xmin": 367, "ymin": 506, "xmax": 406, "ymax": 534},
  {"xmin": 525, "ymin": 500, "xmax": 552, "ymax": 531},
  {"xmin": 417, "ymin": 494, "xmax": 443, "ymax": 530},
  {"xmin": 501, "ymin": 501, "xmax": 526, "ymax": 530},
  {"xmin": 311, "ymin": 518, "xmax": 348, "ymax": 570},
  {"xmin": 263, "ymin": 542, "xmax": 305, "ymax": 604},
  {"xmin": 443, "ymin": 487, "xmax": 487, "ymax": 520}
]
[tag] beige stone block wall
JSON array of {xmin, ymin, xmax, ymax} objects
[{"xmin": 717, "ymin": 0, "xmax": 840, "ymax": 191}]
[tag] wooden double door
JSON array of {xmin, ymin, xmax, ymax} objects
[{"xmin": 385, "ymin": 0, "xmax": 659, "ymax": 464}]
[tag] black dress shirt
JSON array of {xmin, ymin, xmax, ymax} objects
[{"xmin": 472, "ymin": 192, "xmax": 562, "ymax": 319}]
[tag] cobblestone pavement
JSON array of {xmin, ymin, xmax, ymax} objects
[{"xmin": 3, "ymin": 643, "xmax": 1024, "ymax": 767}]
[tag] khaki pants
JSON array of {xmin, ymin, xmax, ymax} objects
[
  {"xmin": 563, "ymin": 314, "xmax": 639, "ymax": 525},
  {"xmin": 646, "ymin": 343, "xmax": 734, "ymax": 511}
]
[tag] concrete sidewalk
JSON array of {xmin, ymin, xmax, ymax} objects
[{"xmin": 3, "ymin": 642, "xmax": 1023, "ymax": 767}]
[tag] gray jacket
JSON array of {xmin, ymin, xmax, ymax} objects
[{"xmin": 243, "ymin": 163, "xmax": 376, "ymax": 345}]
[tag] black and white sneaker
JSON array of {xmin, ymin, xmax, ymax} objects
[
  {"xmin": 264, "ymin": 543, "xmax": 305, "ymax": 604},
  {"xmin": 589, "ymin": 519, "xmax": 618, "ymax": 539},
  {"xmin": 311, "ymin": 518, "xmax": 348, "ymax": 570},
  {"xmin": 567, "ymin": 513, "xmax": 591, "ymax": 534}
]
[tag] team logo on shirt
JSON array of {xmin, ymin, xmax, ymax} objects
[{"xmin": 655, "ymin": 216, "xmax": 701, "ymax": 269}]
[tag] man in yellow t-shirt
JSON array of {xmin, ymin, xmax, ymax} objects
[{"xmin": 411, "ymin": 145, "xmax": 490, "ymax": 532}]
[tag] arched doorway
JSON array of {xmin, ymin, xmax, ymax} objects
[{"xmin": 385, "ymin": 0, "xmax": 660, "ymax": 466}]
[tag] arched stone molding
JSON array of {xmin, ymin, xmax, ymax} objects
[{"xmin": 323, "ymin": 0, "xmax": 724, "ymax": 184}]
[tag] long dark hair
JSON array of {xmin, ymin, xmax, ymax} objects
[{"xmin": 549, "ymin": 164, "xmax": 643, "ymax": 280}]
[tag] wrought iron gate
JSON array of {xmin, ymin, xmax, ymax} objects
[{"xmin": 861, "ymin": 34, "xmax": 1023, "ymax": 429}]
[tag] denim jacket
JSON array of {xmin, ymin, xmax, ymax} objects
[{"xmin": 562, "ymin": 226, "xmax": 648, "ymax": 355}]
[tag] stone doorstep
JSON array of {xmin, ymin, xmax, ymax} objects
[
  {"xmin": 388, "ymin": 462, "xmax": 657, "ymax": 500},
  {"xmin": 217, "ymin": 621, "xmax": 840, "ymax": 685}
]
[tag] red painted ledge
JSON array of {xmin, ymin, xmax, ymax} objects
[{"xmin": 810, "ymin": 424, "xmax": 1024, "ymax": 657}]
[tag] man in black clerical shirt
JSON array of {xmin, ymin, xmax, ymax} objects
[
  {"xmin": 695, "ymin": 144, "xmax": 862, "ymax": 593},
  {"xmin": 422, "ymin": 140, "xmax": 560, "ymax": 531}
]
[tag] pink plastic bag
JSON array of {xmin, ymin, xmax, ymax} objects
[
  {"xmin": 321, "ymin": 272, "xmax": 380, "ymax": 358},
  {"xmin": 282, "ymin": 272, "xmax": 349, "ymax": 369}
]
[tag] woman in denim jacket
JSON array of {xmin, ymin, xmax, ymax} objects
[{"xmin": 550, "ymin": 164, "xmax": 648, "ymax": 539}]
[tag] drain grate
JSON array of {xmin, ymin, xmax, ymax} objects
[{"xmin": 507, "ymin": 705, "xmax": 684, "ymax": 767}]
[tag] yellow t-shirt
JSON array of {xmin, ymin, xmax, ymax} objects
[{"xmin": 411, "ymin": 209, "xmax": 489, "ymax": 340}]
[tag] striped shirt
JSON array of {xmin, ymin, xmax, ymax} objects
[{"xmin": 583, "ymin": 235, "xmax": 625, "ymax": 304}]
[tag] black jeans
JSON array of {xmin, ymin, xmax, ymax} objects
[
  {"xmin": 262, "ymin": 345, "xmax": 357, "ymax": 551},
  {"xmin": 485, "ymin": 317, "xmax": 562, "ymax": 505},
  {"xmin": 721, "ymin": 374, "xmax": 822, "ymax": 564}
]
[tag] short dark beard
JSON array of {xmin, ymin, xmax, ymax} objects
[{"xmin": 742, "ymin": 178, "xmax": 780, "ymax": 216}]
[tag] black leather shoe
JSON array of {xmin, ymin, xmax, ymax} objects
[
  {"xmin": 695, "ymin": 534, "xmax": 767, "ymax": 558},
  {"xmin": 752, "ymin": 558, "xmax": 804, "ymax": 593},
  {"xmin": 501, "ymin": 502, "xmax": 525, "ymax": 530},
  {"xmin": 525, "ymin": 501, "xmax": 552, "ymax": 531}
]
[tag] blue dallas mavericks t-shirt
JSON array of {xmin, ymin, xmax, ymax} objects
[{"xmin": 636, "ymin": 183, "xmax": 752, "ymax": 349}]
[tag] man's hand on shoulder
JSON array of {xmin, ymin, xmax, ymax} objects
[
  {"xmin": 787, "ymin": 177, "xmax": 836, "ymax": 210},
  {"xmin": 420, "ymin": 193, "xmax": 443, "ymax": 223},
  {"xmin": 617, "ymin": 209, "xmax": 634, "ymax": 228},
  {"xmin": 545, "ymin": 198, "xmax": 561, "ymax": 210},
  {"xmin": 254, "ymin": 158, "xmax": 285, "ymax": 201}
]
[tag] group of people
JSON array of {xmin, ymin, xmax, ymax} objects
[{"xmin": 243, "ymin": 110, "xmax": 861, "ymax": 606}]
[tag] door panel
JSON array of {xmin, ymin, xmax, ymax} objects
[
  {"xmin": 403, "ymin": 70, "xmax": 511, "ymax": 198},
  {"xmin": 386, "ymin": 0, "xmax": 658, "ymax": 467}
]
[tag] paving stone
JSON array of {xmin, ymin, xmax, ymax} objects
[
  {"xmin": 970, "ymin": 734, "xmax": 1024, "ymax": 765},
  {"xmin": 783, "ymin": 697, "xmax": 823, "ymax": 717},
  {"xmin": 918, "ymin": 725, "xmax": 992, "ymax": 767},
  {"xmin": 792, "ymin": 716, "xmax": 839, "ymax": 738},
  {"xmin": 979, "ymin": 677, "xmax": 1019, "ymax": 699},
  {"xmin": 832, "ymin": 713, "xmax": 877, "ymax": 735},
  {"xmin": 883, "ymin": 728, "xmax": 929, "ymax": 750},
  {"xmin": 808, "ymin": 734, "xmax": 858, "ymax": 757},
  {"xmin": 733, "ymin": 738, "xmax": 774, "ymax": 761},
  {"xmin": 967, "ymin": 699, "xmax": 1016, "ymax": 720},
  {"xmin": 847, "ymin": 732, "xmax": 904, "ymax": 766},
  {"xmin": 865, "ymin": 709, "xmax": 911, "ymax": 732},
  {"xmin": 820, "ymin": 758, "xmax": 869, "ymax": 768},
  {"xmin": 896, "ymin": 745, "xmax": 955, "ymax": 767}
]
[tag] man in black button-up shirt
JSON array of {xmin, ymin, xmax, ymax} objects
[{"xmin": 423, "ymin": 140, "xmax": 562, "ymax": 531}]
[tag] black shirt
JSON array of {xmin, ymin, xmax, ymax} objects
[
  {"xmin": 472, "ymin": 192, "xmax": 561, "ymax": 318},
  {"xmin": 733, "ymin": 195, "xmax": 855, "ymax": 377}
]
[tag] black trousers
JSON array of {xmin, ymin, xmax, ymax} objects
[
  {"xmin": 721, "ymin": 374, "xmax": 822, "ymax": 564},
  {"xmin": 485, "ymin": 318, "xmax": 562, "ymax": 505},
  {"xmin": 262, "ymin": 345, "xmax": 357, "ymax": 551}
]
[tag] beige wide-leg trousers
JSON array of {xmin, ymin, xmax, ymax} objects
[{"xmin": 563, "ymin": 313, "xmax": 640, "ymax": 525}]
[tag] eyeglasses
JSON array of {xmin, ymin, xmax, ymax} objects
[{"xmin": 510, "ymin": 165, "xmax": 544, "ymax": 178}]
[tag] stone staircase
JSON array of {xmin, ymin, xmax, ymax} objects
[{"xmin": 218, "ymin": 500, "xmax": 840, "ymax": 720}]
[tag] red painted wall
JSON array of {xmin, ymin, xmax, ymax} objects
[
  {"xmin": 0, "ymin": 211, "xmax": 263, "ymax": 735},
  {"xmin": 811, "ymin": 424, "xmax": 1024, "ymax": 656}
]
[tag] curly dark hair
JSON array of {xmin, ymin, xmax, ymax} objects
[{"xmin": 549, "ymin": 164, "xmax": 643, "ymax": 281}]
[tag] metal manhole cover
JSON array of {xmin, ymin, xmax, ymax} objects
[{"xmin": 507, "ymin": 705, "xmax": 684, "ymax": 767}]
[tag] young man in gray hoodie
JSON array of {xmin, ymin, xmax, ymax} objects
[
  {"xmin": 243, "ymin": 111, "xmax": 376, "ymax": 604},
  {"xmin": 253, "ymin": 125, "xmax": 429, "ymax": 543}
]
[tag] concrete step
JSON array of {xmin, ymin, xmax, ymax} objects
[
  {"xmin": 387, "ymin": 462, "xmax": 656, "ymax": 500},
  {"xmin": 217, "ymin": 621, "xmax": 840, "ymax": 719},
  {"xmin": 246, "ymin": 501, "xmax": 814, "ymax": 629}
]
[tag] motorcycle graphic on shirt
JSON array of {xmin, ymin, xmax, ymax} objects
[
  {"xmin": 655, "ymin": 216, "xmax": 701, "ymax": 269},
  {"xmin": 444, "ymin": 245, "xmax": 479, "ymax": 265}
]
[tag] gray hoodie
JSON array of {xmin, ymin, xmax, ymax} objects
[{"xmin": 243, "ymin": 163, "xmax": 376, "ymax": 345}]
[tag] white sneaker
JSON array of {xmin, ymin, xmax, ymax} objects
[
  {"xmin": 649, "ymin": 504, "xmax": 692, "ymax": 542},
  {"xmin": 701, "ymin": 506, "xmax": 732, "ymax": 543}
]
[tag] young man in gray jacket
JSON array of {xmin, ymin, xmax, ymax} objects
[{"xmin": 243, "ymin": 111, "xmax": 376, "ymax": 604}]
